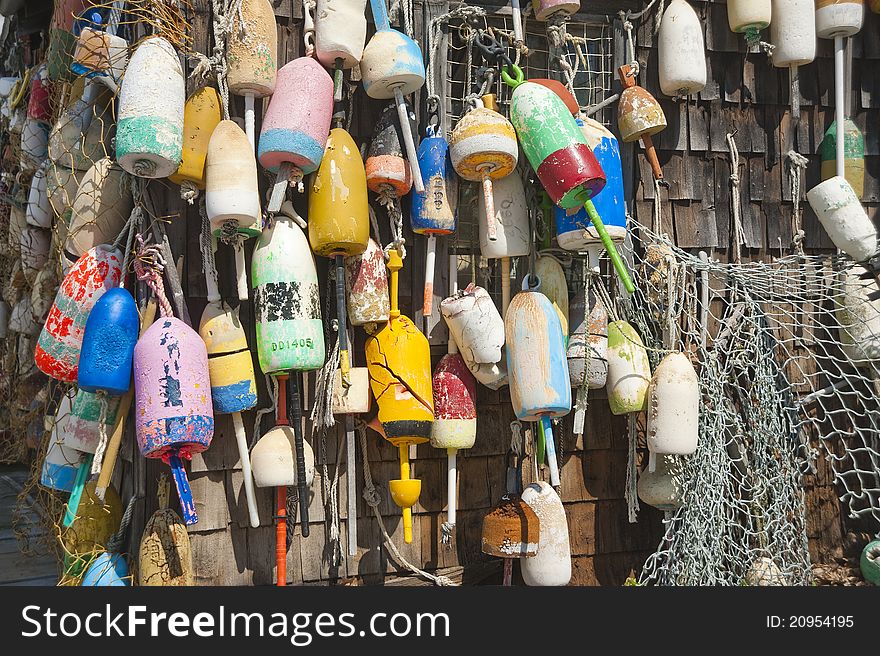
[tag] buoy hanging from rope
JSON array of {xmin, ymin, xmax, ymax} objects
[
  {"xmin": 657, "ymin": 0, "xmax": 707, "ymax": 97},
  {"xmin": 567, "ymin": 286, "xmax": 608, "ymax": 390},
  {"xmin": 361, "ymin": 0, "xmax": 426, "ymax": 193},
  {"xmin": 227, "ymin": 0, "xmax": 278, "ymax": 149},
  {"xmin": 769, "ymin": 0, "xmax": 817, "ymax": 120},
  {"xmin": 520, "ymin": 481, "xmax": 571, "ymax": 586},
  {"xmin": 169, "ymin": 87, "xmax": 223, "ymax": 199},
  {"xmin": 364, "ymin": 248, "xmax": 434, "ymax": 544},
  {"xmin": 441, "ymin": 283, "xmax": 506, "ymax": 368},
  {"xmin": 616, "ymin": 64, "xmax": 666, "ymax": 182}
]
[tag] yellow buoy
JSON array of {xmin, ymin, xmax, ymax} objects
[
  {"xmin": 138, "ymin": 476, "xmax": 194, "ymax": 586},
  {"xmin": 169, "ymin": 87, "xmax": 223, "ymax": 194}
]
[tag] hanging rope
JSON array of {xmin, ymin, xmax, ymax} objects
[
  {"xmin": 90, "ymin": 393, "xmax": 110, "ymax": 475},
  {"xmin": 105, "ymin": 495, "xmax": 139, "ymax": 554},
  {"xmin": 133, "ymin": 234, "xmax": 174, "ymax": 318},
  {"xmin": 786, "ymin": 150, "xmax": 809, "ymax": 254},
  {"xmin": 626, "ymin": 414, "xmax": 640, "ymax": 523},
  {"xmin": 318, "ymin": 426, "xmax": 344, "ymax": 567},
  {"xmin": 198, "ymin": 198, "xmax": 221, "ymax": 300},
  {"xmin": 726, "ymin": 133, "xmax": 746, "ymax": 264},
  {"xmin": 189, "ymin": 0, "xmax": 245, "ymax": 120}
]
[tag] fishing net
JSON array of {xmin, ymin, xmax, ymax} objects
[{"xmin": 605, "ymin": 221, "xmax": 880, "ymax": 586}]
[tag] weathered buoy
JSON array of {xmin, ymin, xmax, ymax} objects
[
  {"xmin": 20, "ymin": 227, "xmax": 50, "ymax": 284},
  {"xmin": 41, "ymin": 439, "xmax": 81, "ymax": 493},
  {"xmin": 49, "ymin": 83, "xmax": 113, "ymax": 171},
  {"xmin": 81, "ymin": 552, "xmax": 129, "ymax": 586},
  {"xmin": 606, "ymin": 320, "xmax": 651, "ymax": 415},
  {"xmin": 67, "ymin": 158, "xmax": 133, "ymax": 258},
  {"xmin": 646, "ymin": 352, "xmax": 699, "ymax": 454},
  {"xmin": 529, "ymin": 77, "xmax": 579, "ymax": 114},
  {"xmin": 450, "ymin": 95, "xmax": 518, "ymax": 242},
  {"xmin": 116, "ymin": 36, "xmax": 184, "ymax": 178},
  {"xmin": 227, "ymin": 0, "xmax": 277, "ymax": 148},
  {"xmin": 567, "ymin": 287, "xmax": 608, "ymax": 389},
  {"xmin": 361, "ymin": 0, "xmax": 426, "ymax": 192},
  {"xmin": 366, "ymin": 102, "xmax": 413, "ymax": 197},
  {"xmin": 861, "ymin": 540, "xmax": 880, "ymax": 585},
  {"xmin": 520, "ymin": 481, "xmax": 571, "ymax": 586},
  {"xmin": 134, "ymin": 316, "xmax": 214, "ymax": 524},
  {"xmin": 440, "ymin": 284, "xmax": 505, "ymax": 365},
  {"xmin": 770, "ymin": 0, "xmax": 816, "ymax": 119},
  {"xmin": 169, "ymin": 87, "xmax": 223, "ymax": 194},
  {"xmin": 534, "ymin": 255, "xmax": 570, "ymax": 339},
  {"xmin": 617, "ymin": 64, "xmax": 666, "ymax": 181},
  {"xmin": 807, "ymin": 176, "xmax": 876, "ymax": 262},
  {"xmin": 206, "ymin": 120, "xmax": 261, "ymax": 237},
  {"xmin": 64, "ymin": 389, "xmax": 121, "ymax": 454},
  {"xmin": 26, "ymin": 161, "xmax": 52, "ymax": 228},
  {"xmin": 251, "ymin": 426, "xmax": 316, "ymax": 489},
  {"xmin": 47, "ymin": 163, "xmax": 82, "ymax": 218},
  {"xmin": 78, "ymin": 288, "xmax": 139, "ymax": 396},
  {"xmin": 815, "ymin": 0, "xmax": 864, "ymax": 38},
  {"xmin": 745, "ymin": 557, "xmax": 787, "ymax": 585},
  {"xmin": 71, "ymin": 24, "xmax": 129, "ymax": 86},
  {"xmin": 658, "ymin": 0, "xmax": 707, "ymax": 97},
  {"xmin": 481, "ymin": 495, "xmax": 539, "ymax": 558},
  {"xmin": 531, "ymin": 0, "xmax": 579, "ymax": 21},
  {"xmin": 258, "ymin": 56, "xmax": 333, "ymax": 208},
  {"xmin": 728, "ymin": 0, "xmax": 772, "ymax": 38},
  {"xmin": 138, "ymin": 478, "xmax": 193, "ymax": 586},
  {"xmin": 62, "ymin": 482, "xmax": 122, "ymax": 577},
  {"xmin": 820, "ymin": 119, "xmax": 864, "ymax": 197},
  {"xmin": 836, "ymin": 266, "xmax": 880, "ymax": 366},
  {"xmin": 506, "ymin": 280, "xmax": 571, "ymax": 486},
  {"xmin": 315, "ymin": 0, "xmax": 367, "ymax": 70},
  {"xmin": 345, "ymin": 237, "xmax": 390, "ymax": 326},
  {"xmin": 36, "ymin": 245, "xmax": 123, "ymax": 382},
  {"xmin": 20, "ymin": 118, "xmax": 50, "ymax": 173},
  {"xmin": 638, "ymin": 453, "xmax": 684, "ymax": 511},
  {"xmin": 364, "ymin": 249, "xmax": 434, "ymax": 543},
  {"xmin": 27, "ymin": 66, "xmax": 52, "ymax": 123}
]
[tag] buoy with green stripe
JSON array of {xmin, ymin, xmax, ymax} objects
[{"xmin": 820, "ymin": 119, "xmax": 865, "ymax": 198}]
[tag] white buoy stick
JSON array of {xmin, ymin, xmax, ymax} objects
[
  {"xmin": 834, "ymin": 36, "xmax": 845, "ymax": 179},
  {"xmin": 511, "ymin": 0, "xmax": 524, "ymax": 44},
  {"xmin": 447, "ymin": 448, "xmax": 457, "ymax": 526},
  {"xmin": 233, "ymin": 411, "xmax": 260, "ymax": 528},
  {"xmin": 234, "ymin": 242, "xmax": 248, "ymax": 301},
  {"xmin": 244, "ymin": 92, "xmax": 256, "ymax": 151},
  {"xmin": 394, "ymin": 87, "xmax": 425, "ymax": 194},
  {"xmin": 423, "ymin": 234, "xmax": 436, "ymax": 316},
  {"xmin": 541, "ymin": 416, "xmax": 561, "ymax": 487},
  {"xmin": 481, "ymin": 175, "xmax": 497, "ymax": 241},
  {"xmin": 346, "ymin": 415, "xmax": 357, "ymax": 555},
  {"xmin": 268, "ymin": 161, "xmax": 293, "ymax": 214}
]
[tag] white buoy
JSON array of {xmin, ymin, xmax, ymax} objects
[
  {"xmin": 658, "ymin": 0, "xmax": 707, "ymax": 97},
  {"xmin": 315, "ymin": 0, "xmax": 367, "ymax": 70},
  {"xmin": 646, "ymin": 352, "xmax": 699, "ymax": 455},
  {"xmin": 727, "ymin": 0, "xmax": 772, "ymax": 37},
  {"xmin": 638, "ymin": 453, "xmax": 684, "ymax": 511},
  {"xmin": 20, "ymin": 117, "xmax": 49, "ymax": 173},
  {"xmin": 440, "ymin": 284, "xmax": 505, "ymax": 365},
  {"xmin": 46, "ymin": 163, "xmax": 82, "ymax": 218},
  {"xmin": 250, "ymin": 426, "xmax": 315, "ymax": 489},
  {"xmin": 67, "ymin": 157, "xmax": 134, "ymax": 258},
  {"xmin": 205, "ymin": 120, "xmax": 261, "ymax": 237},
  {"xmin": 770, "ymin": 0, "xmax": 817, "ymax": 118},
  {"xmin": 20, "ymin": 227, "xmax": 50, "ymax": 284},
  {"xmin": 815, "ymin": 0, "xmax": 864, "ymax": 39},
  {"xmin": 606, "ymin": 320, "xmax": 651, "ymax": 415},
  {"xmin": 836, "ymin": 266, "xmax": 880, "ymax": 366},
  {"xmin": 807, "ymin": 176, "xmax": 876, "ymax": 262},
  {"xmin": 26, "ymin": 161, "xmax": 52, "ymax": 228},
  {"xmin": 520, "ymin": 481, "xmax": 571, "ymax": 587}
]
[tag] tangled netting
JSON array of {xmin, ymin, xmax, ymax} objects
[{"xmin": 612, "ymin": 222, "xmax": 880, "ymax": 585}]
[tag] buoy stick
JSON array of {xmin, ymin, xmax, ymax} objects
[
  {"xmin": 511, "ymin": 0, "xmax": 524, "ymax": 44},
  {"xmin": 346, "ymin": 415, "xmax": 357, "ymax": 555},
  {"xmin": 393, "ymin": 87, "xmax": 425, "ymax": 194},
  {"xmin": 289, "ymin": 374, "xmax": 311, "ymax": 536},
  {"xmin": 834, "ymin": 36, "xmax": 845, "ymax": 179},
  {"xmin": 790, "ymin": 64, "xmax": 801, "ymax": 121},
  {"xmin": 276, "ymin": 374, "xmax": 289, "ymax": 426},
  {"xmin": 481, "ymin": 174, "xmax": 497, "ymax": 241},
  {"xmin": 244, "ymin": 92, "xmax": 256, "ymax": 150},
  {"xmin": 423, "ymin": 234, "xmax": 436, "ymax": 316},
  {"xmin": 95, "ymin": 298, "xmax": 157, "ymax": 501},
  {"xmin": 234, "ymin": 242, "xmax": 248, "ymax": 301},
  {"xmin": 62, "ymin": 454, "xmax": 94, "ymax": 528},
  {"xmin": 336, "ymin": 254, "xmax": 350, "ymax": 385},
  {"xmin": 233, "ymin": 411, "xmax": 260, "ymax": 528},
  {"xmin": 541, "ymin": 416, "xmax": 561, "ymax": 487},
  {"xmin": 399, "ymin": 444, "xmax": 414, "ymax": 543},
  {"xmin": 582, "ymin": 199, "xmax": 635, "ymax": 294},
  {"xmin": 169, "ymin": 452, "xmax": 198, "ymax": 525},
  {"xmin": 333, "ymin": 59, "xmax": 344, "ymax": 104},
  {"xmin": 446, "ymin": 447, "xmax": 457, "ymax": 526},
  {"xmin": 369, "ymin": 0, "xmax": 392, "ymax": 31},
  {"xmin": 276, "ymin": 485, "xmax": 287, "ymax": 585},
  {"xmin": 268, "ymin": 161, "xmax": 293, "ymax": 213},
  {"xmin": 501, "ymin": 256, "xmax": 511, "ymax": 317}
]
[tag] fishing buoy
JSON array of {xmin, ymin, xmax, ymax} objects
[
  {"xmin": 62, "ymin": 481, "xmax": 122, "ymax": 577},
  {"xmin": 64, "ymin": 389, "xmax": 121, "ymax": 454},
  {"xmin": 807, "ymin": 176, "xmax": 876, "ymax": 262},
  {"xmin": 345, "ymin": 237, "xmax": 390, "ymax": 326},
  {"xmin": 646, "ymin": 352, "xmax": 699, "ymax": 454},
  {"xmin": 520, "ymin": 481, "xmax": 571, "ymax": 586},
  {"xmin": 199, "ymin": 299, "xmax": 260, "ymax": 528},
  {"xmin": 529, "ymin": 78, "xmax": 579, "ymax": 114},
  {"xmin": 638, "ymin": 453, "xmax": 684, "ymax": 511},
  {"xmin": 259, "ymin": 57, "xmax": 333, "ymax": 211},
  {"xmin": 816, "ymin": 0, "xmax": 864, "ymax": 38},
  {"xmin": 617, "ymin": 65, "xmax": 666, "ymax": 181},
  {"xmin": 20, "ymin": 227, "xmax": 50, "ymax": 284},
  {"xmin": 116, "ymin": 36, "xmax": 184, "ymax": 178},
  {"xmin": 169, "ymin": 87, "xmax": 223, "ymax": 195},
  {"xmin": 367, "ymin": 102, "xmax": 414, "ymax": 197},
  {"xmin": 556, "ymin": 117, "xmax": 626, "ymax": 251},
  {"xmin": 745, "ymin": 557, "xmax": 786, "ymax": 585},
  {"xmin": 81, "ymin": 552, "xmax": 129, "ymax": 586},
  {"xmin": 658, "ymin": 0, "xmax": 707, "ymax": 97},
  {"xmin": 138, "ymin": 478, "xmax": 194, "ymax": 586},
  {"xmin": 78, "ymin": 288, "xmax": 139, "ymax": 396},
  {"xmin": 481, "ymin": 495, "xmax": 539, "ymax": 558},
  {"xmin": 361, "ymin": 0, "xmax": 426, "ymax": 193},
  {"xmin": 506, "ymin": 279, "xmax": 571, "ymax": 486},
  {"xmin": 41, "ymin": 439, "xmax": 81, "ymax": 493},
  {"xmin": 770, "ymin": 0, "xmax": 817, "ymax": 119},
  {"xmin": 365, "ymin": 249, "xmax": 434, "ymax": 544},
  {"xmin": 134, "ymin": 316, "xmax": 214, "ymax": 525},
  {"xmin": 450, "ymin": 94, "xmax": 518, "ymax": 242},
  {"xmin": 71, "ymin": 24, "xmax": 129, "ymax": 87},
  {"xmin": 861, "ymin": 540, "xmax": 880, "ymax": 585},
  {"xmin": 531, "ymin": 0, "xmax": 579, "ymax": 21},
  {"xmin": 606, "ymin": 320, "xmax": 651, "ymax": 415},
  {"xmin": 836, "ymin": 266, "xmax": 880, "ymax": 366},
  {"xmin": 27, "ymin": 67, "xmax": 52, "ymax": 123},
  {"xmin": 47, "ymin": 163, "xmax": 82, "ymax": 218},
  {"xmin": 206, "ymin": 120, "xmax": 261, "ymax": 238},
  {"xmin": 440, "ymin": 284, "xmax": 505, "ymax": 365},
  {"xmin": 67, "ymin": 158, "xmax": 134, "ymax": 258},
  {"xmin": 315, "ymin": 0, "xmax": 367, "ymax": 72},
  {"xmin": 503, "ymin": 65, "xmax": 634, "ymax": 293},
  {"xmin": 227, "ymin": 0, "xmax": 277, "ymax": 149},
  {"xmin": 534, "ymin": 255, "xmax": 570, "ymax": 339},
  {"xmin": 20, "ymin": 118, "xmax": 50, "ymax": 173},
  {"xmin": 728, "ymin": 0, "xmax": 772, "ymax": 38},
  {"xmin": 49, "ymin": 83, "xmax": 113, "ymax": 171},
  {"xmin": 820, "ymin": 119, "xmax": 865, "ymax": 198},
  {"xmin": 411, "ymin": 125, "xmax": 455, "ymax": 316},
  {"xmin": 26, "ymin": 162, "xmax": 52, "ymax": 228},
  {"xmin": 567, "ymin": 287, "xmax": 608, "ymax": 389},
  {"xmin": 36, "ymin": 245, "xmax": 123, "ymax": 382},
  {"xmin": 310, "ymin": 126, "xmax": 369, "ymax": 384},
  {"xmin": 478, "ymin": 173, "xmax": 529, "ymax": 316}
]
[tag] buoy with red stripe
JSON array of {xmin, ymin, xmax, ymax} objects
[
  {"xmin": 36, "ymin": 245, "xmax": 123, "ymax": 382},
  {"xmin": 531, "ymin": 0, "xmax": 579, "ymax": 21}
]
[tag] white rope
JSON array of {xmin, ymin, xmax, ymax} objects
[
  {"xmin": 625, "ymin": 413, "xmax": 639, "ymax": 523},
  {"xmin": 90, "ymin": 392, "xmax": 109, "ymax": 475},
  {"xmin": 318, "ymin": 425, "xmax": 343, "ymax": 566},
  {"xmin": 786, "ymin": 150, "xmax": 809, "ymax": 253},
  {"xmin": 310, "ymin": 334, "xmax": 340, "ymax": 431},
  {"xmin": 379, "ymin": 190, "xmax": 406, "ymax": 260},
  {"xmin": 727, "ymin": 133, "xmax": 746, "ymax": 263}
]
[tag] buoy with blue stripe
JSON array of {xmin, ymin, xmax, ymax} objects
[
  {"xmin": 365, "ymin": 248, "xmax": 434, "ymax": 543},
  {"xmin": 361, "ymin": 0, "xmax": 426, "ymax": 193},
  {"xmin": 503, "ymin": 64, "xmax": 634, "ymax": 294},
  {"xmin": 505, "ymin": 275, "xmax": 571, "ymax": 487}
]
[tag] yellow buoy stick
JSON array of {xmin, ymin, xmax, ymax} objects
[{"xmin": 398, "ymin": 444, "xmax": 414, "ymax": 543}]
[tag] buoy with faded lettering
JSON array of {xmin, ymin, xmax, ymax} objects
[
  {"xmin": 807, "ymin": 176, "xmax": 877, "ymax": 262},
  {"xmin": 134, "ymin": 312, "xmax": 214, "ymax": 525},
  {"xmin": 450, "ymin": 94, "xmax": 518, "ymax": 243},
  {"xmin": 658, "ymin": 0, "xmax": 706, "ymax": 97},
  {"xmin": 227, "ymin": 0, "xmax": 277, "ymax": 148},
  {"xmin": 505, "ymin": 278, "xmax": 571, "ymax": 486},
  {"xmin": 169, "ymin": 87, "xmax": 223, "ymax": 198},
  {"xmin": 606, "ymin": 320, "xmax": 651, "ymax": 415},
  {"xmin": 440, "ymin": 283, "xmax": 505, "ymax": 366},
  {"xmin": 728, "ymin": 0, "xmax": 771, "ymax": 39},
  {"xmin": 67, "ymin": 158, "xmax": 133, "ymax": 259},
  {"xmin": 638, "ymin": 453, "xmax": 684, "ymax": 511},
  {"xmin": 503, "ymin": 65, "xmax": 634, "ymax": 293},
  {"xmin": 820, "ymin": 119, "xmax": 864, "ymax": 197},
  {"xmin": 617, "ymin": 64, "xmax": 666, "ymax": 181},
  {"xmin": 345, "ymin": 237, "xmax": 390, "ymax": 327},
  {"xmin": 646, "ymin": 352, "xmax": 699, "ymax": 454},
  {"xmin": 520, "ymin": 481, "xmax": 571, "ymax": 586},
  {"xmin": 116, "ymin": 36, "xmax": 184, "ymax": 179},
  {"xmin": 361, "ymin": 0, "xmax": 426, "ymax": 192},
  {"xmin": 258, "ymin": 56, "xmax": 333, "ymax": 211},
  {"xmin": 36, "ymin": 245, "xmax": 123, "ymax": 382},
  {"xmin": 365, "ymin": 248, "xmax": 434, "ymax": 544},
  {"xmin": 26, "ymin": 161, "xmax": 52, "ymax": 228}
]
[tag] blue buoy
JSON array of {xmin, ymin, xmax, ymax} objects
[
  {"xmin": 77, "ymin": 287, "xmax": 139, "ymax": 396},
  {"xmin": 81, "ymin": 552, "xmax": 130, "ymax": 586}
]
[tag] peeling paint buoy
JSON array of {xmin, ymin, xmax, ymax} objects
[
  {"xmin": 78, "ymin": 288, "xmax": 139, "ymax": 396},
  {"xmin": 520, "ymin": 481, "xmax": 571, "ymax": 586},
  {"xmin": 567, "ymin": 287, "xmax": 608, "ymax": 389},
  {"xmin": 440, "ymin": 283, "xmax": 505, "ymax": 365},
  {"xmin": 345, "ymin": 237, "xmax": 390, "ymax": 326},
  {"xmin": 807, "ymin": 175, "xmax": 876, "ymax": 262},
  {"xmin": 820, "ymin": 119, "xmax": 864, "ymax": 198}
]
